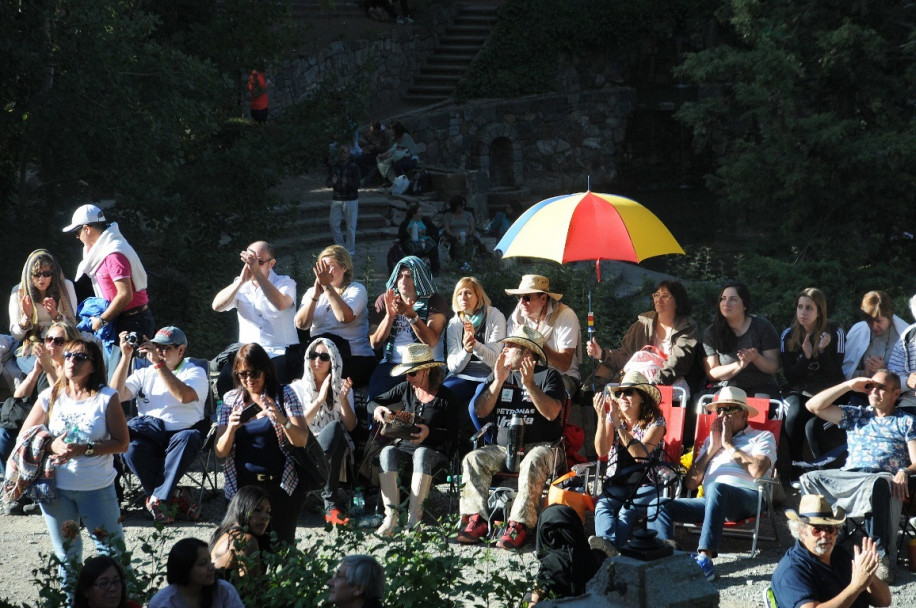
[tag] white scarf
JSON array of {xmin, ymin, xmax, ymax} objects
[{"xmin": 75, "ymin": 222, "xmax": 148, "ymax": 296}]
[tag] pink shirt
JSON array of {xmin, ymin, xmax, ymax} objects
[{"xmin": 96, "ymin": 252, "xmax": 148, "ymax": 309}]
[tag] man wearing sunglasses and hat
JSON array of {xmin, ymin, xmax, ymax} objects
[
  {"xmin": 457, "ymin": 326, "xmax": 566, "ymax": 550},
  {"xmin": 505, "ymin": 274, "xmax": 581, "ymax": 396},
  {"xmin": 772, "ymin": 494, "xmax": 890, "ymax": 608},
  {"xmin": 647, "ymin": 386, "xmax": 776, "ymax": 581},
  {"xmin": 110, "ymin": 326, "xmax": 210, "ymax": 524},
  {"xmin": 799, "ymin": 369, "xmax": 915, "ymax": 583}
]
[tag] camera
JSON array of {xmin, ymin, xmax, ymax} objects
[{"xmin": 125, "ymin": 332, "xmax": 140, "ymax": 346}]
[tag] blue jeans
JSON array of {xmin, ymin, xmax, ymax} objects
[
  {"xmin": 0, "ymin": 427, "xmax": 16, "ymax": 477},
  {"xmin": 39, "ymin": 484, "xmax": 123, "ymax": 580},
  {"xmin": 648, "ymin": 481, "xmax": 758, "ymax": 553},
  {"xmin": 123, "ymin": 416, "xmax": 204, "ymax": 501},
  {"xmin": 594, "ymin": 483, "xmax": 658, "ymax": 549}
]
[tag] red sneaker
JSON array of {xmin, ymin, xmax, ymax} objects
[
  {"xmin": 496, "ymin": 521, "xmax": 528, "ymax": 550},
  {"xmin": 325, "ymin": 508, "xmax": 350, "ymax": 526},
  {"xmin": 173, "ymin": 487, "xmax": 201, "ymax": 522},
  {"xmin": 145, "ymin": 496, "xmax": 174, "ymax": 524},
  {"xmin": 456, "ymin": 513, "xmax": 488, "ymax": 544}
]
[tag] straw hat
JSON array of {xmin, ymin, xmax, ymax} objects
[
  {"xmin": 389, "ymin": 343, "xmax": 446, "ymax": 376},
  {"xmin": 703, "ymin": 386, "xmax": 759, "ymax": 418},
  {"xmin": 504, "ymin": 275, "xmax": 562, "ymax": 300},
  {"xmin": 785, "ymin": 494, "xmax": 846, "ymax": 525},
  {"xmin": 609, "ymin": 370, "xmax": 662, "ymax": 407},
  {"xmin": 499, "ymin": 325, "xmax": 547, "ymax": 364}
]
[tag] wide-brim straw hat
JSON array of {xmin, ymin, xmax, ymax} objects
[
  {"xmin": 390, "ymin": 343, "xmax": 446, "ymax": 376},
  {"xmin": 499, "ymin": 325, "xmax": 547, "ymax": 365},
  {"xmin": 703, "ymin": 386, "xmax": 759, "ymax": 418},
  {"xmin": 785, "ymin": 494, "xmax": 846, "ymax": 525},
  {"xmin": 504, "ymin": 274, "xmax": 562, "ymax": 300},
  {"xmin": 609, "ymin": 370, "xmax": 662, "ymax": 407}
]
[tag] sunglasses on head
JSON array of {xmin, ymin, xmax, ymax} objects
[
  {"xmin": 715, "ymin": 405, "xmax": 743, "ymax": 415},
  {"xmin": 809, "ymin": 524, "xmax": 838, "ymax": 535},
  {"xmin": 32, "ymin": 271, "xmax": 54, "ymax": 279},
  {"xmin": 235, "ymin": 369, "xmax": 263, "ymax": 380},
  {"xmin": 63, "ymin": 351, "xmax": 91, "ymax": 362},
  {"xmin": 45, "ymin": 336, "xmax": 67, "ymax": 346},
  {"xmin": 308, "ymin": 351, "xmax": 331, "ymax": 362}
]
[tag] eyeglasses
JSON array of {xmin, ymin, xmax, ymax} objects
[
  {"xmin": 308, "ymin": 352, "xmax": 331, "ymax": 362},
  {"xmin": 45, "ymin": 336, "xmax": 67, "ymax": 346},
  {"xmin": 153, "ymin": 344, "xmax": 176, "ymax": 352},
  {"xmin": 235, "ymin": 369, "xmax": 263, "ymax": 380},
  {"xmin": 618, "ymin": 388, "xmax": 637, "ymax": 397},
  {"xmin": 715, "ymin": 405, "xmax": 743, "ymax": 415},
  {"xmin": 809, "ymin": 524, "xmax": 838, "ymax": 536},
  {"xmin": 652, "ymin": 292, "xmax": 672, "ymax": 301},
  {"xmin": 517, "ymin": 294, "xmax": 541, "ymax": 302},
  {"xmin": 93, "ymin": 576, "xmax": 122, "ymax": 590},
  {"xmin": 63, "ymin": 351, "xmax": 91, "ymax": 362},
  {"xmin": 31, "ymin": 271, "xmax": 54, "ymax": 279}
]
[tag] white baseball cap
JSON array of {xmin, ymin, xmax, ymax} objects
[{"xmin": 62, "ymin": 204, "xmax": 106, "ymax": 232}]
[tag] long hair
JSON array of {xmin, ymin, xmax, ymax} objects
[
  {"xmin": 49, "ymin": 338, "xmax": 107, "ymax": 421},
  {"xmin": 317, "ymin": 244, "xmax": 354, "ymax": 288},
  {"xmin": 301, "ymin": 337, "xmax": 345, "ymax": 404},
  {"xmin": 166, "ymin": 538, "xmax": 216, "ymax": 608},
  {"xmin": 73, "ymin": 555, "xmax": 129, "ymax": 608},
  {"xmin": 16, "ymin": 249, "xmax": 74, "ymax": 356},
  {"xmin": 654, "ymin": 279, "xmax": 691, "ymax": 317},
  {"xmin": 49, "ymin": 320, "xmax": 82, "ymax": 342},
  {"xmin": 209, "ymin": 485, "xmax": 271, "ymax": 554},
  {"xmin": 786, "ymin": 288, "xmax": 829, "ymax": 358},
  {"xmin": 232, "ymin": 343, "xmax": 280, "ymax": 400},
  {"xmin": 452, "ymin": 276, "xmax": 491, "ymax": 315},
  {"xmin": 711, "ymin": 282, "xmax": 751, "ymax": 353},
  {"xmin": 634, "ymin": 389, "xmax": 662, "ymax": 429}
]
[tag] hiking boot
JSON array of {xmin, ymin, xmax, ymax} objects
[
  {"xmin": 876, "ymin": 556, "xmax": 894, "ymax": 584},
  {"xmin": 456, "ymin": 514, "xmax": 488, "ymax": 544},
  {"xmin": 325, "ymin": 508, "xmax": 350, "ymax": 526},
  {"xmin": 173, "ymin": 488, "xmax": 201, "ymax": 521},
  {"xmin": 145, "ymin": 496, "xmax": 174, "ymax": 524},
  {"xmin": 588, "ymin": 535, "xmax": 619, "ymax": 558},
  {"xmin": 693, "ymin": 553, "xmax": 715, "ymax": 581},
  {"xmin": 496, "ymin": 521, "xmax": 528, "ymax": 550}
]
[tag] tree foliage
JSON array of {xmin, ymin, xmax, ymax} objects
[{"xmin": 675, "ymin": 0, "xmax": 916, "ymax": 264}]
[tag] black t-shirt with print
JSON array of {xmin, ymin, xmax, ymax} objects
[{"xmin": 484, "ymin": 366, "xmax": 566, "ymax": 445}]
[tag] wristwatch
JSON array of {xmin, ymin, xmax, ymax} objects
[
  {"xmin": 85, "ymin": 442, "xmax": 96, "ymax": 456},
  {"xmin": 284, "ymin": 419, "xmax": 293, "ymax": 430}
]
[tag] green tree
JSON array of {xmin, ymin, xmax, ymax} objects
[{"xmin": 675, "ymin": 0, "xmax": 916, "ymax": 263}]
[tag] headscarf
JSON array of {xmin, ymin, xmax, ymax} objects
[
  {"xmin": 385, "ymin": 256, "xmax": 437, "ymax": 301},
  {"xmin": 299, "ymin": 338, "xmax": 345, "ymax": 433},
  {"xmin": 16, "ymin": 249, "xmax": 74, "ymax": 357}
]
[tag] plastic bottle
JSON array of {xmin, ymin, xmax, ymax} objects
[
  {"xmin": 64, "ymin": 424, "xmax": 88, "ymax": 444},
  {"xmin": 351, "ymin": 487, "xmax": 366, "ymax": 517},
  {"xmin": 214, "ymin": 399, "xmax": 224, "ymax": 423},
  {"xmin": 505, "ymin": 414, "xmax": 526, "ymax": 473},
  {"xmin": 410, "ymin": 222, "xmax": 419, "ymax": 242}
]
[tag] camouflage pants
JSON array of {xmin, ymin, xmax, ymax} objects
[{"xmin": 459, "ymin": 442, "xmax": 560, "ymax": 528}]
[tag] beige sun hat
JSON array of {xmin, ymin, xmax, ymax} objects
[
  {"xmin": 389, "ymin": 343, "xmax": 446, "ymax": 377},
  {"xmin": 785, "ymin": 494, "xmax": 846, "ymax": 525},
  {"xmin": 703, "ymin": 386, "xmax": 759, "ymax": 418},
  {"xmin": 609, "ymin": 370, "xmax": 662, "ymax": 407},
  {"xmin": 499, "ymin": 325, "xmax": 547, "ymax": 364},
  {"xmin": 504, "ymin": 275, "xmax": 562, "ymax": 300}
]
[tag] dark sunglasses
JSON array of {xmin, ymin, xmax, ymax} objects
[
  {"xmin": 63, "ymin": 351, "xmax": 91, "ymax": 362},
  {"xmin": 153, "ymin": 343, "xmax": 176, "ymax": 352},
  {"xmin": 235, "ymin": 369, "xmax": 263, "ymax": 380},
  {"xmin": 407, "ymin": 370, "xmax": 424, "ymax": 378},
  {"xmin": 517, "ymin": 294, "xmax": 541, "ymax": 302},
  {"xmin": 809, "ymin": 524, "xmax": 838, "ymax": 535},
  {"xmin": 715, "ymin": 405, "xmax": 743, "ymax": 415},
  {"xmin": 308, "ymin": 351, "xmax": 331, "ymax": 362},
  {"xmin": 31, "ymin": 271, "xmax": 54, "ymax": 279},
  {"xmin": 45, "ymin": 336, "xmax": 67, "ymax": 346},
  {"xmin": 618, "ymin": 388, "xmax": 637, "ymax": 397}
]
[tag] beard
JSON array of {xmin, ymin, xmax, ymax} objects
[{"xmin": 810, "ymin": 539, "xmax": 833, "ymax": 556}]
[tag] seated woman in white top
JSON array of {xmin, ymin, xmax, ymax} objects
[{"xmin": 294, "ymin": 245, "xmax": 376, "ymax": 386}]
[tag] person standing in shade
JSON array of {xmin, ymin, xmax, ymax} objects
[
  {"xmin": 328, "ymin": 146, "xmax": 361, "ymax": 257},
  {"xmin": 248, "ymin": 67, "xmax": 273, "ymax": 124}
]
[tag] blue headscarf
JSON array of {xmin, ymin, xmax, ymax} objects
[{"xmin": 385, "ymin": 256, "xmax": 437, "ymax": 300}]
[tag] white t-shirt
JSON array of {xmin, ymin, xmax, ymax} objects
[
  {"xmin": 509, "ymin": 300, "xmax": 581, "ymax": 380},
  {"xmin": 301, "ymin": 282, "xmax": 373, "ymax": 357},
  {"xmin": 38, "ymin": 386, "xmax": 118, "ymax": 491},
  {"xmin": 124, "ymin": 359, "xmax": 209, "ymax": 431},
  {"xmin": 148, "ymin": 580, "xmax": 244, "ymax": 608},
  {"xmin": 218, "ymin": 270, "xmax": 298, "ymax": 357},
  {"xmin": 699, "ymin": 426, "xmax": 776, "ymax": 492}
]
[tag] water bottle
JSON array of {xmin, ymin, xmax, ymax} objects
[
  {"xmin": 505, "ymin": 414, "xmax": 526, "ymax": 473},
  {"xmin": 214, "ymin": 399, "xmax": 224, "ymax": 423},
  {"xmin": 351, "ymin": 487, "xmax": 366, "ymax": 517},
  {"xmin": 459, "ymin": 230, "xmax": 466, "ymax": 245},
  {"xmin": 410, "ymin": 222, "xmax": 419, "ymax": 242},
  {"xmin": 64, "ymin": 424, "xmax": 88, "ymax": 444}
]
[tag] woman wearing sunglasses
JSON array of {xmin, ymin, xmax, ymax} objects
[
  {"xmin": 290, "ymin": 337, "xmax": 355, "ymax": 525},
  {"xmin": 367, "ymin": 343, "xmax": 458, "ymax": 536},
  {"xmin": 1, "ymin": 321, "xmax": 81, "ymax": 514},
  {"xmin": 589, "ymin": 371, "xmax": 666, "ymax": 556},
  {"xmin": 9, "ymin": 249, "xmax": 78, "ymax": 373},
  {"xmin": 214, "ymin": 343, "xmax": 309, "ymax": 547},
  {"xmin": 17, "ymin": 338, "xmax": 129, "ymax": 584}
]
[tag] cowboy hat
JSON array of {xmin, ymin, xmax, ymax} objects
[
  {"xmin": 390, "ymin": 343, "xmax": 446, "ymax": 377},
  {"xmin": 608, "ymin": 370, "xmax": 662, "ymax": 407},
  {"xmin": 703, "ymin": 386, "xmax": 759, "ymax": 418},
  {"xmin": 499, "ymin": 325, "xmax": 547, "ymax": 364},
  {"xmin": 785, "ymin": 494, "xmax": 846, "ymax": 525},
  {"xmin": 504, "ymin": 275, "xmax": 562, "ymax": 300}
]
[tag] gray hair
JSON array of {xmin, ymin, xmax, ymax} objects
[
  {"xmin": 341, "ymin": 554, "xmax": 385, "ymax": 600},
  {"xmin": 787, "ymin": 519, "xmax": 803, "ymax": 539}
]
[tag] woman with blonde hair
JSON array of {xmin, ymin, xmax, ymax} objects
[
  {"xmin": 443, "ymin": 276, "xmax": 506, "ymax": 406},
  {"xmin": 294, "ymin": 244, "xmax": 375, "ymax": 385}
]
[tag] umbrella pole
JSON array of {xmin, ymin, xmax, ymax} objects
[{"xmin": 588, "ymin": 268, "xmax": 595, "ymax": 394}]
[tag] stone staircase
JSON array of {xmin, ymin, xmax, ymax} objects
[
  {"xmin": 289, "ymin": 0, "xmax": 364, "ymax": 19},
  {"xmin": 404, "ymin": 3, "xmax": 500, "ymax": 103}
]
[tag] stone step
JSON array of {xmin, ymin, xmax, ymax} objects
[
  {"xmin": 402, "ymin": 92, "xmax": 452, "ymax": 103},
  {"xmin": 289, "ymin": 1, "xmax": 363, "ymax": 17},
  {"xmin": 411, "ymin": 72, "xmax": 462, "ymax": 85},
  {"xmin": 447, "ymin": 23, "xmax": 494, "ymax": 34},
  {"xmin": 425, "ymin": 55, "xmax": 476, "ymax": 67},
  {"xmin": 405, "ymin": 83, "xmax": 457, "ymax": 96},
  {"xmin": 418, "ymin": 62, "xmax": 466, "ymax": 74},
  {"xmin": 435, "ymin": 43, "xmax": 482, "ymax": 55},
  {"xmin": 439, "ymin": 33, "xmax": 489, "ymax": 45}
]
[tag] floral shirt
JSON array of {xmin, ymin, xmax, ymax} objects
[
  {"xmin": 605, "ymin": 416, "xmax": 666, "ymax": 484},
  {"xmin": 840, "ymin": 405, "xmax": 916, "ymax": 473}
]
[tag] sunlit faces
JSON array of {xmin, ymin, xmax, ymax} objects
[
  {"xmin": 616, "ymin": 388, "xmax": 643, "ymax": 414},
  {"xmin": 248, "ymin": 498, "xmax": 272, "ymax": 536},
  {"xmin": 517, "ymin": 292, "xmax": 547, "ymax": 318},
  {"xmin": 31, "ymin": 264, "xmax": 53, "ymax": 293},
  {"xmin": 63, "ymin": 347, "xmax": 94, "ymax": 380},
  {"xmin": 456, "ymin": 286, "xmax": 479, "ymax": 314},
  {"xmin": 652, "ymin": 288, "xmax": 675, "ymax": 316},
  {"xmin": 44, "ymin": 329, "xmax": 68, "ymax": 355},
  {"xmin": 406, "ymin": 367, "xmax": 428, "ymax": 387},
  {"xmin": 188, "ymin": 546, "xmax": 216, "ymax": 588},
  {"xmin": 866, "ymin": 371, "xmax": 901, "ymax": 411},
  {"xmin": 235, "ymin": 366, "xmax": 265, "ymax": 394},
  {"xmin": 153, "ymin": 342, "xmax": 183, "ymax": 368},
  {"xmin": 320, "ymin": 256, "xmax": 346, "ymax": 287},
  {"xmin": 718, "ymin": 287, "xmax": 745, "ymax": 319},
  {"xmin": 799, "ymin": 522, "xmax": 837, "ymax": 556},
  {"xmin": 397, "ymin": 268, "xmax": 416, "ymax": 299},
  {"xmin": 310, "ymin": 344, "xmax": 332, "ymax": 373}
]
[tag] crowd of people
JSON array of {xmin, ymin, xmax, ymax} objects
[{"xmin": 0, "ymin": 202, "xmax": 914, "ymax": 606}]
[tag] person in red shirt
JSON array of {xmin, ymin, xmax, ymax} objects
[{"xmin": 248, "ymin": 68, "xmax": 272, "ymax": 124}]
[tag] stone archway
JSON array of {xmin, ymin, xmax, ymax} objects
[{"xmin": 472, "ymin": 124, "xmax": 523, "ymax": 188}]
